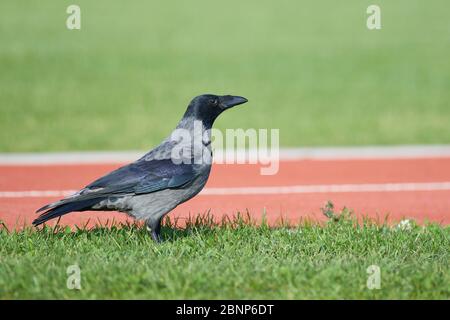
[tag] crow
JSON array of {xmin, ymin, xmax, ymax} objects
[{"xmin": 33, "ymin": 94, "xmax": 248, "ymax": 242}]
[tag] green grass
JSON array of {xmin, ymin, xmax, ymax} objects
[
  {"xmin": 1, "ymin": 0, "xmax": 450, "ymax": 151},
  {"xmin": 1, "ymin": 207, "xmax": 448, "ymax": 299}
]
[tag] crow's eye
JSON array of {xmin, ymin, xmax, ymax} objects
[{"xmin": 210, "ymin": 99, "xmax": 218, "ymax": 106}]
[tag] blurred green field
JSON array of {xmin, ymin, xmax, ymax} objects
[{"xmin": 1, "ymin": 1, "xmax": 449, "ymax": 152}]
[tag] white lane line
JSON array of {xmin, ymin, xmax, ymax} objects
[
  {"xmin": 0, "ymin": 190, "xmax": 77, "ymax": 198},
  {"xmin": 1, "ymin": 145, "xmax": 450, "ymax": 165},
  {"xmin": 201, "ymin": 182, "xmax": 450, "ymax": 195},
  {"xmin": 1, "ymin": 182, "xmax": 450, "ymax": 198}
]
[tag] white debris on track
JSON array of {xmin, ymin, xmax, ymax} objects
[{"xmin": 394, "ymin": 219, "xmax": 414, "ymax": 231}]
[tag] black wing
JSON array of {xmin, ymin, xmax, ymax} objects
[{"xmin": 33, "ymin": 158, "xmax": 198, "ymax": 225}]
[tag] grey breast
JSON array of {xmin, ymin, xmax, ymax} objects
[{"xmin": 127, "ymin": 168, "xmax": 210, "ymax": 221}]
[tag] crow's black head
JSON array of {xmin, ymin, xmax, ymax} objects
[{"xmin": 183, "ymin": 94, "xmax": 248, "ymax": 127}]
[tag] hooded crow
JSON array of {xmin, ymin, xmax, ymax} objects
[{"xmin": 33, "ymin": 94, "xmax": 248, "ymax": 242}]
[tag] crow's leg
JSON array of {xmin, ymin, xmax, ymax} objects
[{"xmin": 146, "ymin": 217, "xmax": 162, "ymax": 243}]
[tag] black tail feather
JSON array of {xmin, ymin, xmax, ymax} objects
[
  {"xmin": 36, "ymin": 201, "xmax": 60, "ymax": 213},
  {"xmin": 32, "ymin": 197, "xmax": 105, "ymax": 226}
]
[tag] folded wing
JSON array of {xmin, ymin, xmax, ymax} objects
[{"xmin": 33, "ymin": 158, "xmax": 198, "ymax": 225}]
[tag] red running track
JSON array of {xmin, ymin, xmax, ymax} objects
[{"xmin": 0, "ymin": 158, "xmax": 449, "ymax": 229}]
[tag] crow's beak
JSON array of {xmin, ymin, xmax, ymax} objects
[{"xmin": 220, "ymin": 95, "xmax": 248, "ymax": 109}]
